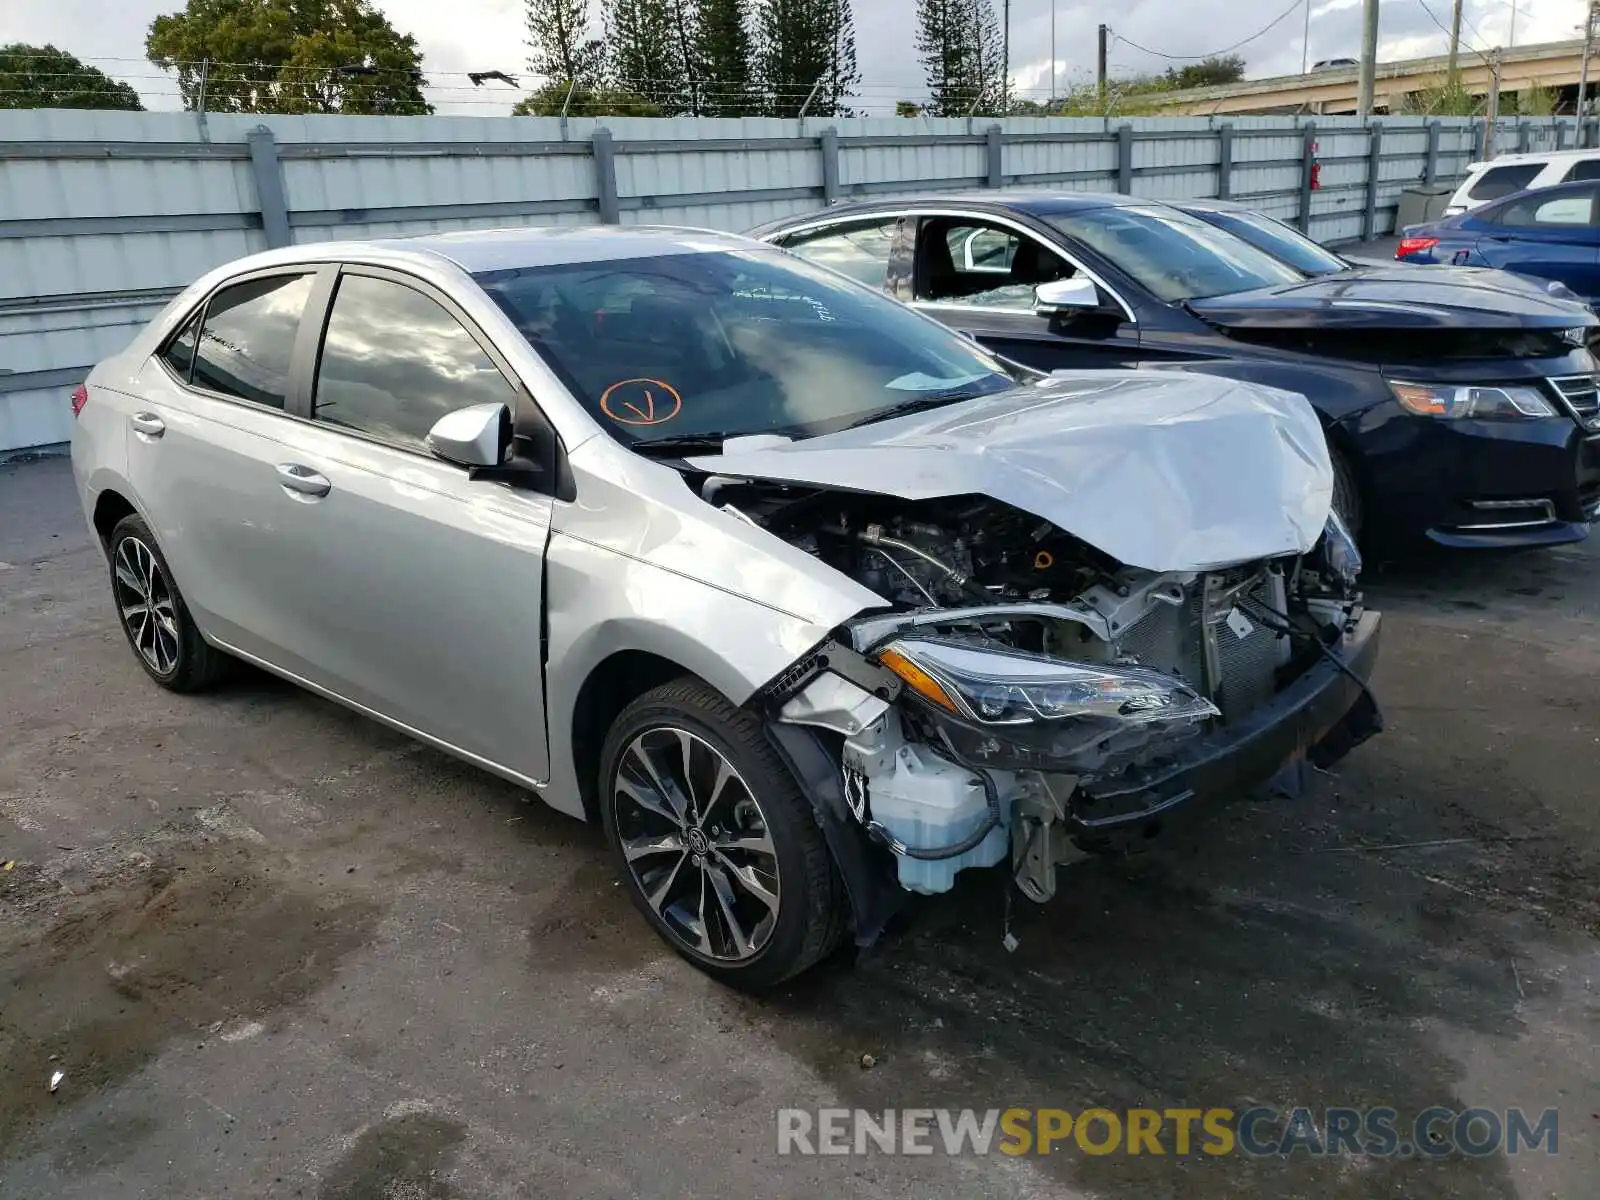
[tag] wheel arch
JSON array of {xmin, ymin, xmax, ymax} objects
[
  {"xmin": 566, "ymin": 649, "xmax": 716, "ymax": 825},
  {"xmin": 91, "ymin": 487, "xmax": 139, "ymax": 552}
]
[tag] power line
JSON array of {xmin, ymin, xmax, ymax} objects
[
  {"xmin": 1414, "ymin": 0, "xmax": 1490, "ymax": 57},
  {"xmin": 1109, "ymin": 0, "xmax": 1307, "ymax": 62}
]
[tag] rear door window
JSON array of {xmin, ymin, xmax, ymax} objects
[
  {"xmin": 191, "ymin": 274, "xmax": 315, "ymax": 409},
  {"xmin": 312, "ymin": 273, "xmax": 520, "ymax": 454},
  {"xmin": 1467, "ymin": 163, "xmax": 1543, "ymax": 202},
  {"xmin": 779, "ymin": 220, "xmax": 898, "ymax": 290},
  {"xmin": 1497, "ymin": 189, "xmax": 1598, "ymax": 229}
]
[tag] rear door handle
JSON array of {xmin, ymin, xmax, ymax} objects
[
  {"xmin": 130, "ymin": 412, "xmax": 165, "ymax": 438},
  {"xmin": 276, "ymin": 463, "xmax": 332, "ymax": 498}
]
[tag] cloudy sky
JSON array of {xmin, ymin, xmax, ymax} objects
[{"xmin": 7, "ymin": 0, "xmax": 1588, "ymax": 115}]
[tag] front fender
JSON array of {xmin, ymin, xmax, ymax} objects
[{"xmin": 539, "ymin": 529, "xmax": 853, "ymax": 818}]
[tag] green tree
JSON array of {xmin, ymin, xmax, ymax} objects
[
  {"xmin": 754, "ymin": 0, "xmax": 858, "ymax": 118},
  {"xmin": 526, "ymin": 0, "xmax": 604, "ymax": 90},
  {"xmin": 146, "ymin": 0, "xmax": 429, "ymax": 114},
  {"xmin": 0, "ymin": 43, "xmax": 144, "ymax": 110},
  {"xmin": 1163, "ymin": 54, "xmax": 1245, "ymax": 90},
  {"xmin": 694, "ymin": 0, "xmax": 754, "ymax": 115},
  {"xmin": 1399, "ymin": 73, "xmax": 1480, "ymax": 116},
  {"xmin": 916, "ymin": 0, "xmax": 992, "ymax": 116},
  {"xmin": 1518, "ymin": 81, "xmax": 1556, "ymax": 117},
  {"xmin": 604, "ymin": 0, "xmax": 686, "ymax": 113}
]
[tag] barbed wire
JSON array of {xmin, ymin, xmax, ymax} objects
[{"xmin": 2, "ymin": 74, "xmax": 1125, "ymax": 104}]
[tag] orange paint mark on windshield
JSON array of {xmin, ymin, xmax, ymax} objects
[{"xmin": 600, "ymin": 378, "xmax": 683, "ymax": 426}]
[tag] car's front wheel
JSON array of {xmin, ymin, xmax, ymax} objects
[
  {"xmin": 107, "ymin": 514, "xmax": 229, "ymax": 692},
  {"xmin": 599, "ymin": 677, "xmax": 847, "ymax": 989},
  {"xmin": 1330, "ymin": 444, "xmax": 1363, "ymax": 540}
]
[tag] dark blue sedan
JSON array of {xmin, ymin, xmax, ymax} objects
[
  {"xmin": 1397, "ymin": 179, "xmax": 1600, "ymax": 303},
  {"xmin": 752, "ymin": 192, "xmax": 1600, "ymax": 552}
]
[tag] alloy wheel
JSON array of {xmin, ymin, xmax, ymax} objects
[
  {"xmin": 611, "ymin": 726, "xmax": 781, "ymax": 962},
  {"xmin": 113, "ymin": 535, "xmax": 180, "ymax": 675}
]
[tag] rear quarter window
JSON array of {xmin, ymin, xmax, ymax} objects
[{"xmin": 1468, "ymin": 163, "xmax": 1543, "ymax": 202}]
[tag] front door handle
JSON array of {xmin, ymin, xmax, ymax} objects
[
  {"xmin": 276, "ymin": 463, "xmax": 332, "ymax": 498},
  {"xmin": 130, "ymin": 412, "xmax": 165, "ymax": 438}
]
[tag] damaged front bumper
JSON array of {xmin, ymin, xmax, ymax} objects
[
  {"xmin": 1068, "ymin": 609, "xmax": 1383, "ymax": 850},
  {"xmin": 765, "ymin": 609, "xmax": 1382, "ymax": 947}
]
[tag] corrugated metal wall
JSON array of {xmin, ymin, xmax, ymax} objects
[{"xmin": 1, "ymin": 107, "xmax": 1587, "ymax": 452}]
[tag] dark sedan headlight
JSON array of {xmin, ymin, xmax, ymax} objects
[
  {"xmin": 1389, "ymin": 381, "xmax": 1557, "ymax": 420},
  {"xmin": 875, "ymin": 637, "xmax": 1218, "ymax": 769}
]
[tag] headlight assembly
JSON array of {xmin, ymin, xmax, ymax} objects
[
  {"xmin": 1389, "ymin": 381, "xmax": 1557, "ymax": 420},
  {"xmin": 1320, "ymin": 510, "xmax": 1362, "ymax": 590},
  {"xmin": 875, "ymin": 637, "xmax": 1219, "ymax": 771}
]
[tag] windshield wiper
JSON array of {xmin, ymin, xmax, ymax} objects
[
  {"xmin": 840, "ymin": 386, "xmax": 992, "ymax": 431},
  {"xmin": 627, "ymin": 433, "xmax": 738, "ymax": 456}
]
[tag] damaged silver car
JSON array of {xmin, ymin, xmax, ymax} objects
[{"xmin": 71, "ymin": 227, "xmax": 1381, "ymax": 989}]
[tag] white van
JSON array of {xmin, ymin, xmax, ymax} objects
[{"xmin": 1444, "ymin": 148, "xmax": 1600, "ymax": 216}]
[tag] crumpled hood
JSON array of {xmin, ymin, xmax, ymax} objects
[
  {"xmin": 689, "ymin": 372, "xmax": 1332, "ymax": 572},
  {"xmin": 1189, "ymin": 266, "xmax": 1599, "ymax": 330}
]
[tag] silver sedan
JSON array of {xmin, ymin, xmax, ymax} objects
[{"xmin": 71, "ymin": 227, "xmax": 1380, "ymax": 987}]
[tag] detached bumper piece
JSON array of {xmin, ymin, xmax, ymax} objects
[{"xmin": 1068, "ymin": 611, "xmax": 1382, "ymax": 851}]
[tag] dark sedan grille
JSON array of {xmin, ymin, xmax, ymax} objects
[{"xmin": 1549, "ymin": 375, "xmax": 1600, "ymax": 433}]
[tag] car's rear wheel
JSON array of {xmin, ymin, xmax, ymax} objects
[
  {"xmin": 108, "ymin": 514, "xmax": 228, "ymax": 692},
  {"xmin": 599, "ymin": 677, "xmax": 847, "ymax": 989}
]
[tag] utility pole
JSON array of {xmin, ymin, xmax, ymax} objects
[
  {"xmin": 1484, "ymin": 47, "xmax": 1503, "ymax": 161},
  {"xmin": 1581, "ymin": 0, "xmax": 1599, "ymax": 119},
  {"xmin": 1097, "ymin": 23, "xmax": 1108, "ymax": 111},
  {"xmin": 1446, "ymin": 0, "xmax": 1463, "ymax": 87},
  {"xmin": 1356, "ymin": 0, "xmax": 1379, "ymax": 116},
  {"xmin": 1301, "ymin": 0, "xmax": 1312, "ymax": 75},
  {"xmin": 1002, "ymin": 0, "xmax": 1011, "ymax": 113},
  {"xmin": 1050, "ymin": 0, "xmax": 1057, "ymax": 106}
]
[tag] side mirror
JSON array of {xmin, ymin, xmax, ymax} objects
[
  {"xmin": 427, "ymin": 403, "xmax": 512, "ymax": 468},
  {"xmin": 1033, "ymin": 277, "xmax": 1102, "ymax": 316}
]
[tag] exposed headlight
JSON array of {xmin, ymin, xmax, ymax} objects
[
  {"xmin": 1389, "ymin": 381, "xmax": 1557, "ymax": 420},
  {"xmin": 875, "ymin": 637, "xmax": 1219, "ymax": 770},
  {"xmin": 1321, "ymin": 510, "xmax": 1362, "ymax": 589}
]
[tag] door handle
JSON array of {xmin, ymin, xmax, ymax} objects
[
  {"xmin": 276, "ymin": 463, "xmax": 332, "ymax": 498},
  {"xmin": 130, "ymin": 412, "xmax": 165, "ymax": 438}
]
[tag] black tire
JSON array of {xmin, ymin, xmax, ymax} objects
[
  {"xmin": 599, "ymin": 677, "xmax": 847, "ymax": 990},
  {"xmin": 107, "ymin": 514, "xmax": 229, "ymax": 692},
  {"xmin": 1330, "ymin": 444, "xmax": 1364, "ymax": 541}
]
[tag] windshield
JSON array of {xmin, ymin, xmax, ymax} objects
[
  {"xmin": 1049, "ymin": 206, "xmax": 1307, "ymax": 302},
  {"xmin": 474, "ymin": 248, "xmax": 1015, "ymax": 446},
  {"xmin": 1193, "ymin": 210, "xmax": 1348, "ymax": 277}
]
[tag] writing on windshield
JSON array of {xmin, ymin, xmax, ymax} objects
[{"xmin": 475, "ymin": 250, "xmax": 1014, "ymax": 444}]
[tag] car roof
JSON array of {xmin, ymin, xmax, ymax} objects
[
  {"xmin": 205, "ymin": 225, "xmax": 764, "ymax": 279},
  {"xmin": 1168, "ymin": 197, "xmax": 1253, "ymax": 215},
  {"xmin": 767, "ymin": 191, "xmax": 1151, "ymax": 224},
  {"xmin": 1468, "ymin": 147, "xmax": 1600, "ymax": 171}
]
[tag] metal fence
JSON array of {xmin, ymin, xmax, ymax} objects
[{"xmin": 1, "ymin": 107, "xmax": 1591, "ymax": 453}]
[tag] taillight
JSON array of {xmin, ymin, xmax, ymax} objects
[
  {"xmin": 1396, "ymin": 237, "xmax": 1440, "ymax": 259},
  {"xmin": 70, "ymin": 385, "xmax": 89, "ymax": 418}
]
